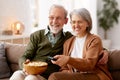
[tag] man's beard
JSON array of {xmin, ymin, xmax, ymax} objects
[{"xmin": 50, "ymin": 26, "xmax": 62, "ymax": 34}]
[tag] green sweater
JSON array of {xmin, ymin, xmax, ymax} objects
[{"xmin": 19, "ymin": 29, "xmax": 72, "ymax": 78}]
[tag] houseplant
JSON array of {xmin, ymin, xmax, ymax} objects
[
  {"xmin": 97, "ymin": 0, "xmax": 120, "ymax": 49},
  {"xmin": 98, "ymin": 0, "xmax": 120, "ymax": 39}
]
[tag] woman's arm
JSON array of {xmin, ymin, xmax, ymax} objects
[{"xmin": 52, "ymin": 36, "xmax": 103, "ymax": 71}]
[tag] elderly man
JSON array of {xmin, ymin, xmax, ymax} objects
[{"xmin": 10, "ymin": 4, "xmax": 72, "ymax": 80}]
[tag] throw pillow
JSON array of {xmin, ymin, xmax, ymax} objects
[{"xmin": 0, "ymin": 42, "xmax": 11, "ymax": 78}]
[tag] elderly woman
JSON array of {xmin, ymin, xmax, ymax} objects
[{"xmin": 48, "ymin": 8, "xmax": 112, "ymax": 80}]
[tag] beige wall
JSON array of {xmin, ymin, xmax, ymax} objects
[{"xmin": 0, "ymin": 0, "xmax": 34, "ymax": 35}]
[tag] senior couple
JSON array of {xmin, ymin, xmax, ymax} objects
[{"xmin": 10, "ymin": 4, "xmax": 112, "ymax": 80}]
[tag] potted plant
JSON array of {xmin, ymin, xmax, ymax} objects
[{"xmin": 97, "ymin": 0, "xmax": 120, "ymax": 49}]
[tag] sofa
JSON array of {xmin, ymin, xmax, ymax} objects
[
  {"xmin": 0, "ymin": 42, "xmax": 26, "ymax": 80},
  {"xmin": 107, "ymin": 50, "xmax": 120, "ymax": 80},
  {"xmin": 0, "ymin": 42, "xmax": 120, "ymax": 80}
]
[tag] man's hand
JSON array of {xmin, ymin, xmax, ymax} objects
[
  {"xmin": 98, "ymin": 49, "xmax": 109, "ymax": 64},
  {"xmin": 23, "ymin": 59, "xmax": 30, "ymax": 75},
  {"xmin": 24, "ymin": 59, "xmax": 30, "ymax": 64}
]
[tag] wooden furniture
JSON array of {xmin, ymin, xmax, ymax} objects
[{"xmin": 0, "ymin": 34, "xmax": 30, "ymax": 44}]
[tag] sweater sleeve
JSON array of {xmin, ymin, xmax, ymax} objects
[{"xmin": 19, "ymin": 31, "xmax": 40, "ymax": 69}]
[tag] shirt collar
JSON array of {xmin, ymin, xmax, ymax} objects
[{"xmin": 44, "ymin": 26, "xmax": 50, "ymax": 35}]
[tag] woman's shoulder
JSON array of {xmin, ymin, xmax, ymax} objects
[
  {"xmin": 66, "ymin": 36, "xmax": 75, "ymax": 41},
  {"xmin": 87, "ymin": 33, "xmax": 101, "ymax": 40},
  {"xmin": 86, "ymin": 33, "xmax": 102, "ymax": 46},
  {"xmin": 64, "ymin": 36, "xmax": 75, "ymax": 45}
]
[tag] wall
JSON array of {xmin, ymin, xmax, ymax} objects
[
  {"xmin": 0, "ymin": 0, "xmax": 34, "ymax": 35},
  {"xmin": 37, "ymin": 0, "xmax": 97, "ymax": 34},
  {"xmin": 97, "ymin": 0, "xmax": 120, "ymax": 49},
  {"xmin": 0, "ymin": 0, "xmax": 97, "ymax": 35}
]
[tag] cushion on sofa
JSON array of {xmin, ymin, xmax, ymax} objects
[
  {"xmin": 110, "ymin": 70, "xmax": 120, "ymax": 80},
  {"xmin": 108, "ymin": 50, "xmax": 120, "ymax": 71},
  {"xmin": 0, "ymin": 42, "xmax": 11, "ymax": 78},
  {"xmin": 4, "ymin": 43, "xmax": 26, "ymax": 72},
  {"xmin": 108, "ymin": 50, "xmax": 120, "ymax": 80}
]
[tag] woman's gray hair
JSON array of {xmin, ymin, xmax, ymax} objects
[
  {"xmin": 49, "ymin": 4, "xmax": 68, "ymax": 18},
  {"xmin": 70, "ymin": 8, "xmax": 92, "ymax": 32}
]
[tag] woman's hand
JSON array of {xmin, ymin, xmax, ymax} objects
[{"xmin": 51, "ymin": 55, "xmax": 70, "ymax": 67}]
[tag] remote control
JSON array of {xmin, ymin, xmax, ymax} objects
[{"xmin": 48, "ymin": 56, "xmax": 57, "ymax": 61}]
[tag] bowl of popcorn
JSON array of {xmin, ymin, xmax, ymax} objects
[{"xmin": 23, "ymin": 61, "xmax": 48, "ymax": 74}]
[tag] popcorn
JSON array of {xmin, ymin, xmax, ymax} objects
[{"xmin": 26, "ymin": 61, "xmax": 47, "ymax": 66}]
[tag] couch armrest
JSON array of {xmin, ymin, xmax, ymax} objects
[{"xmin": 108, "ymin": 50, "xmax": 120, "ymax": 71}]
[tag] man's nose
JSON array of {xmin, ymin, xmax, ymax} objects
[{"xmin": 52, "ymin": 18, "xmax": 58, "ymax": 23}]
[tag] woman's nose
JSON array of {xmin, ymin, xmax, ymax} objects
[{"xmin": 74, "ymin": 22, "xmax": 80, "ymax": 27}]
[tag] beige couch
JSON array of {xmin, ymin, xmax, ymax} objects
[
  {"xmin": 0, "ymin": 43, "xmax": 26, "ymax": 80},
  {"xmin": 1, "ymin": 43, "xmax": 120, "ymax": 80}
]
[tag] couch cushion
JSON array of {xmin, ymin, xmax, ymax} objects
[
  {"xmin": 110, "ymin": 70, "xmax": 120, "ymax": 80},
  {"xmin": 4, "ymin": 43, "xmax": 26, "ymax": 72},
  {"xmin": 108, "ymin": 50, "xmax": 120, "ymax": 71},
  {"xmin": 0, "ymin": 42, "xmax": 11, "ymax": 78}
]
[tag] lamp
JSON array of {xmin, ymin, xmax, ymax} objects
[{"xmin": 11, "ymin": 21, "xmax": 24, "ymax": 35}]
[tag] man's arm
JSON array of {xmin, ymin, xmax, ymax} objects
[
  {"xmin": 19, "ymin": 32, "xmax": 39, "ymax": 69},
  {"xmin": 98, "ymin": 49, "xmax": 109, "ymax": 64}
]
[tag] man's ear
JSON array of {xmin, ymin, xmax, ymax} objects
[{"xmin": 65, "ymin": 18, "xmax": 68, "ymax": 24}]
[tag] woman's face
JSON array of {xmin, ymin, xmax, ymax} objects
[{"xmin": 70, "ymin": 14, "xmax": 88, "ymax": 37}]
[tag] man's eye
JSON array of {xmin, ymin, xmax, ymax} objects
[
  {"xmin": 49, "ymin": 16, "xmax": 63, "ymax": 20},
  {"xmin": 56, "ymin": 17, "xmax": 62, "ymax": 20},
  {"xmin": 49, "ymin": 17, "xmax": 54, "ymax": 20}
]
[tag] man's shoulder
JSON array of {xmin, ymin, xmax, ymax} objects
[
  {"xmin": 64, "ymin": 31, "xmax": 72, "ymax": 36},
  {"xmin": 29, "ymin": 29, "xmax": 46, "ymax": 39},
  {"xmin": 64, "ymin": 31, "xmax": 73, "ymax": 39},
  {"xmin": 34, "ymin": 29, "xmax": 45, "ymax": 34},
  {"xmin": 31, "ymin": 29, "xmax": 45, "ymax": 35}
]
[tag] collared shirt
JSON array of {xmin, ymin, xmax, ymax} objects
[{"xmin": 44, "ymin": 26, "xmax": 65, "ymax": 47}]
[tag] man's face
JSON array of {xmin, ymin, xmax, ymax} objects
[{"xmin": 48, "ymin": 7, "xmax": 68, "ymax": 34}]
